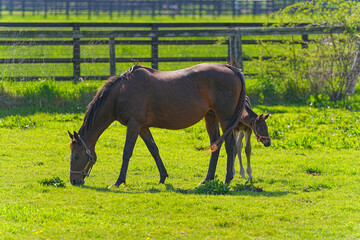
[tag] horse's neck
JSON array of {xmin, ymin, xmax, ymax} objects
[
  {"xmin": 241, "ymin": 105, "xmax": 257, "ymax": 128},
  {"xmin": 78, "ymin": 104, "xmax": 115, "ymax": 150}
]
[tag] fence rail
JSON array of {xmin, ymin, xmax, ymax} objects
[
  {"xmin": 0, "ymin": 22, "xmax": 344, "ymax": 81},
  {"xmin": 0, "ymin": 0, "xmax": 303, "ymax": 18}
]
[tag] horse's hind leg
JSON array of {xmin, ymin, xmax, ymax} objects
[
  {"xmin": 140, "ymin": 127, "xmax": 168, "ymax": 184},
  {"xmin": 224, "ymin": 131, "xmax": 236, "ymax": 184},
  {"xmin": 202, "ymin": 112, "xmax": 221, "ymax": 183},
  {"xmin": 114, "ymin": 120, "xmax": 141, "ymax": 186}
]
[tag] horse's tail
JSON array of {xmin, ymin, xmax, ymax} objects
[{"xmin": 210, "ymin": 65, "xmax": 246, "ymax": 152}]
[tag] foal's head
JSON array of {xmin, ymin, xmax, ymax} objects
[
  {"xmin": 253, "ymin": 113, "xmax": 271, "ymax": 147},
  {"xmin": 68, "ymin": 131, "xmax": 97, "ymax": 185}
]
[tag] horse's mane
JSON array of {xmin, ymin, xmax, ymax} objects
[{"xmin": 79, "ymin": 65, "xmax": 142, "ymax": 134}]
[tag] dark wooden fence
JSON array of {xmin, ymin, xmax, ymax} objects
[
  {"xmin": 0, "ymin": 22, "xmax": 345, "ymax": 81},
  {"xmin": 0, "ymin": 0, "xmax": 303, "ymax": 18}
]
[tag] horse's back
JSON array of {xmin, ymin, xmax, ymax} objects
[{"xmin": 115, "ymin": 63, "xmax": 244, "ymax": 129}]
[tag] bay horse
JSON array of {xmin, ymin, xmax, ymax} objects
[
  {"xmin": 233, "ymin": 96, "xmax": 270, "ymax": 181},
  {"xmin": 68, "ymin": 63, "xmax": 246, "ymax": 186}
]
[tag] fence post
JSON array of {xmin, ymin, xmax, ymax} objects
[
  {"xmin": 44, "ymin": 0, "xmax": 47, "ymax": 18},
  {"xmin": 229, "ymin": 29, "xmax": 243, "ymax": 70},
  {"xmin": 9, "ymin": 0, "xmax": 13, "ymax": 15},
  {"xmin": 88, "ymin": 0, "xmax": 92, "ymax": 19},
  {"xmin": 151, "ymin": 26, "xmax": 158, "ymax": 69},
  {"xmin": 109, "ymin": 37, "xmax": 116, "ymax": 76},
  {"xmin": 75, "ymin": 0, "xmax": 79, "ymax": 16},
  {"xmin": 109, "ymin": 1, "xmax": 113, "ymax": 19},
  {"xmin": 73, "ymin": 25, "xmax": 81, "ymax": 82},
  {"xmin": 22, "ymin": 0, "xmax": 25, "ymax": 17},
  {"xmin": 301, "ymin": 34, "xmax": 309, "ymax": 48},
  {"xmin": 66, "ymin": 0, "xmax": 70, "ymax": 19}
]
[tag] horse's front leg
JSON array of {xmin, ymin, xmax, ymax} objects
[
  {"xmin": 140, "ymin": 127, "xmax": 168, "ymax": 184},
  {"xmin": 114, "ymin": 120, "xmax": 141, "ymax": 186}
]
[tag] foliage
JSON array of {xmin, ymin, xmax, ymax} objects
[
  {"xmin": 39, "ymin": 176, "xmax": 66, "ymax": 188},
  {"xmin": 194, "ymin": 177, "xmax": 230, "ymax": 195},
  {"xmin": 0, "ymin": 115, "xmax": 36, "ymax": 129},
  {"xmin": 255, "ymin": 0, "xmax": 360, "ymax": 102},
  {"xmin": 233, "ymin": 182, "xmax": 264, "ymax": 192},
  {"xmin": 0, "ymin": 79, "xmax": 101, "ymax": 109}
]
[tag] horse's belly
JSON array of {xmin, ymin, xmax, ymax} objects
[{"xmin": 147, "ymin": 106, "xmax": 208, "ymax": 130}]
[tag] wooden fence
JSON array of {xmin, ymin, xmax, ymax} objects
[
  {"xmin": 0, "ymin": 22, "xmax": 345, "ymax": 81},
  {"xmin": 0, "ymin": 0, "xmax": 303, "ymax": 18}
]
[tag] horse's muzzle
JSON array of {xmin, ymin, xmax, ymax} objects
[
  {"xmin": 70, "ymin": 175, "xmax": 85, "ymax": 186},
  {"xmin": 263, "ymin": 140, "xmax": 271, "ymax": 147}
]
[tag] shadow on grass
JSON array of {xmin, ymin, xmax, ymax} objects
[{"xmin": 80, "ymin": 183, "xmax": 292, "ymax": 197}]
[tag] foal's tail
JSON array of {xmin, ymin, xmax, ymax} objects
[{"xmin": 210, "ymin": 65, "xmax": 246, "ymax": 152}]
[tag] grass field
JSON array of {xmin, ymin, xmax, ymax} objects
[
  {"xmin": 0, "ymin": 102, "xmax": 360, "ymax": 239},
  {"xmin": 1, "ymin": 12, "xmax": 360, "ymax": 240}
]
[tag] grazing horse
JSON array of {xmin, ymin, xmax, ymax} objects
[
  {"xmin": 68, "ymin": 63, "xmax": 246, "ymax": 186},
  {"xmin": 233, "ymin": 96, "xmax": 270, "ymax": 180}
]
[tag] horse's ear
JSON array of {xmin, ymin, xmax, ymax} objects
[
  {"xmin": 73, "ymin": 131, "xmax": 80, "ymax": 142},
  {"xmin": 257, "ymin": 114, "xmax": 263, "ymax": 120},
  {"xmin": 68, "ymin": 130, "xmax": 74, "ymax": 140},
  {"xmin": 264, "ymin": 113, "xmax": 270, "ymax": 120}
]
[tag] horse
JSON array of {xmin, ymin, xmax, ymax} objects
[
  {"xmin": 233, "ymin": 96, "xmax": 270, "ymax": 181},
  {"xmin": 68, "ymin": 63, "xmax": 246, "ymax": 186}
]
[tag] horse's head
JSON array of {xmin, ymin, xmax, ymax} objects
[
  {"xmin": 68, "ymin": 131, "xmax": 97, "ymax": 186},
  {"xmin": 253, "ymin": 113, "xmax": 271, "ymax": 147}
]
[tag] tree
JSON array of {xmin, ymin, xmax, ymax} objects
[{"xmin": 257, "ymin": 0, "xmax": 360, "ymax": 102}]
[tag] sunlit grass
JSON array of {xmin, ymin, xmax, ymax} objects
[
  {"xmin": 1, "ymin": 12, "xmax": 360, "ymax": 239},
  {"xmin": 0, "ymin": 105, "xmax": 359, "ymax": 239}
]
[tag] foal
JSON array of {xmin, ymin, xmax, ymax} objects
[{"xmin": 233, "ymin": 96, "xmax": 271, "ymax": 181}]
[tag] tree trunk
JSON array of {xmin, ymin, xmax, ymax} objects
[{"xmin": 345, "ymin": 47, "xmax": 360, "ymax": 96}]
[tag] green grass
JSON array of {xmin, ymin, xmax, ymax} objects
[
  {"xmin": 1, "ymin": 12, "xmax": 360, "ymax": 239},
  {"xmin": 0, "ymin": 79, "xmax": 102, "ymax": 109},
  {"xmin": 0, "ymin": 103, "xmax": 359, "ymax": 239}
]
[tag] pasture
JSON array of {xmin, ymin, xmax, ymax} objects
[
  {"xmin": 0, "ymin": 81, "xmax": 359, "ymax": 238},
  {"xmin": 1, "ymin": 9, "xmax": 360, "ymax": 239}
]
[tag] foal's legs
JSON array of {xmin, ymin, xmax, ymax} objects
[
  {"xmin": 244, "ymin": 129, "xmax": 253, "ymax": 180},
  {"xmin": 140, "ymin": 127, "xmax": 168, "ymax": 184},
  {"xmin": 115, "ymin": 120, "xmax": 141, "ymax": 186},
  {"xmin": 236, "ymin": 131, "xmax": 246, "ymax": 179},
  {"xmin": 202, "ymin": 112, "xmax": 221, "ymax": 183}
]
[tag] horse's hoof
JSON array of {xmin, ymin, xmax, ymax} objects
[
  {"xmin": 114, "ymin": 179, "xmax": 125, "ymax": 187},
  {"xmin": 245, "ymin": 178, "xmax": 253, "ymax": 185},
  {"xmin": 224, "ymin": 178, "xmax": 232, "ymax": 184},
  {"xmin": 108, "ymin": 183, "xmax": 118, "ymax": 189},
  {"xmin": 159, "ymin": 174, "xmax": 168, "ymax": 184},
  {"xmin": 198, "ymin": 179, "xmax": 208, "ymax": 185}
]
